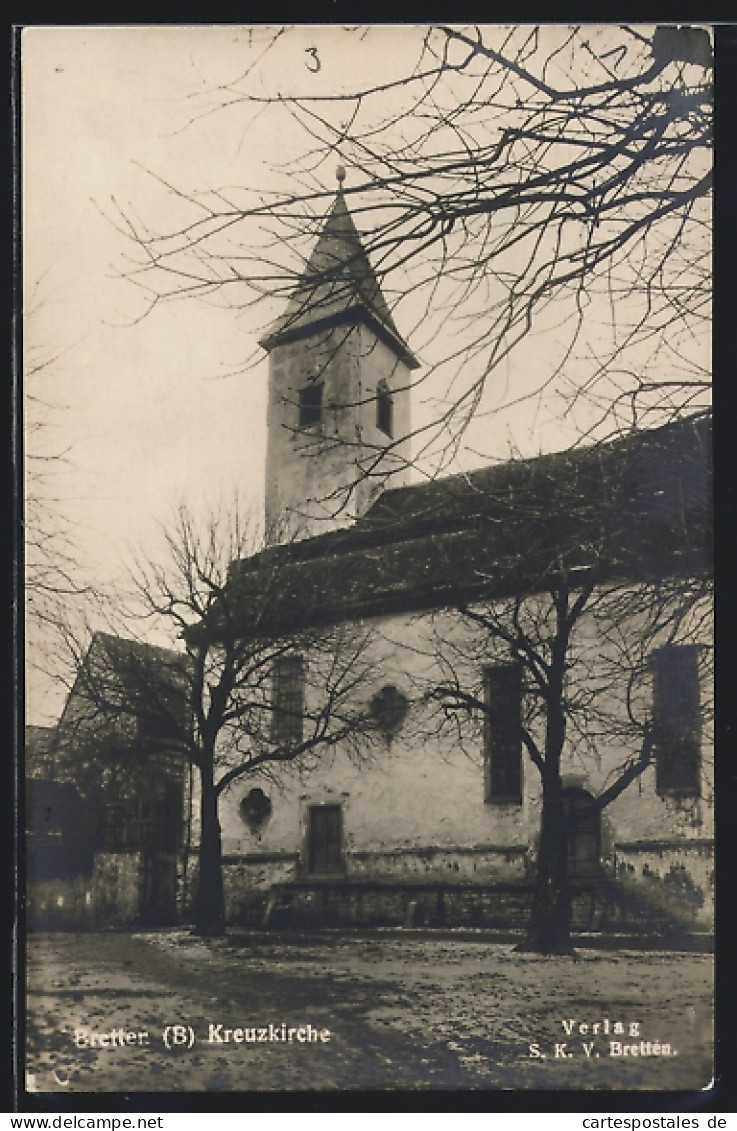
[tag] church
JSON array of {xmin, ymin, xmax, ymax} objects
[
  {"xmin": 25, "ymin": 176, "xmax": 713, "ymax": 938},
  {"xmin": 183, "ymin": 176, "xmax": 713, "ymax": 937}
]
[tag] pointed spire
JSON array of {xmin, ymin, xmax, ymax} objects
[{"xmin": 260, "ymin": 175, "xmax": 418, "ymax": 368}]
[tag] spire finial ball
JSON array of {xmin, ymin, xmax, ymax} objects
[{"xmin": 336, "ymin": 165, "xmax": 346, "ymax": 186}]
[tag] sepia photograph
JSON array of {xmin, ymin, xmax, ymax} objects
[{"xmin": 20, "ymin": 23, "xmax": 714, "ymax": 1100}]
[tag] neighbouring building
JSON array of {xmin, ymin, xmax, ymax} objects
[{"xmin": 25, "ymin": 633, "xmax": 189, "ymax": 929}]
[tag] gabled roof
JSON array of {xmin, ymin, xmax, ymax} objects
[
  {"xmin": 259, "ymin": 189, "xmax": 419, "ymax": 368},
  {"xmin": 223, "ymin": 413, "xmax": 711, "ymax": 637},
  {"xmin": 91, "ymin": 631, "xmax": 188, "ymax": 677},
  {"xmin": 57, "ymin": 631, "xmax": 190, "ymax": 737}
]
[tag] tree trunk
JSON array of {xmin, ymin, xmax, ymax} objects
[
  {"xmin": 519, "ymin": 770, "xmax": 574, "ymax": 954},
  {"xmin": 518, "ymin": 650, "xmax": 575, "ymax": 956},
  {"xmin": 194, "ymin": 760, "xmax": 226, "ymax": 936}
]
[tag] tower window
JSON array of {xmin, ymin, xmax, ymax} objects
[
  {"xmin": 298, "ymin": 383, "xmax": 323, "ymax": 428},
  {"xmin": 376, "ymin": 381, "xmax": 393, "ymax": 438},
  {"xmin": 651, "ymin": 645, "xmax": 701, "ymax": 797},
  {"xmin": 482, "ymin": 665, "xmax": 523, "ymax": 803}
]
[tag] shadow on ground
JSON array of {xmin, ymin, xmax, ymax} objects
[{"xmin": 24, "ymin": 930, "xmax": 713, "ymax": 1093}]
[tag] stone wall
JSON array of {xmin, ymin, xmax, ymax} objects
[
  {"xmin": 261, "ymin": 880, "xmax": 536, "ymax": 930},
  {"xmin": 181, "ymin": 851, "xmax": 300, "ymax": 925},
  {"xmin": 182, "ymin": 843, "xmax": 547, "ymax": 929},
  {"xmin": 91, "ymin": 853, "xmax": 142, "ymax": 926},
  {"xmin": 614, "ymin": 839, "xmax": 714, "ymax": 930},
  {"xmin": 203, "ymin": 870, "xmax": 694, "ymax": 933},
  {"xmin": 27, "ymin": 854, "xmax": 142, "ymax": 930},
  {"xmin": 27, "ymin": 851, "xmax": 181, "ymax": 930},
  {"xmin": 27, "ymin": 874, "xmax": 97, "ymax": 931},
  {"xmin": 348, "ymin": 844, "xmax": 529, "ymax": 883}
]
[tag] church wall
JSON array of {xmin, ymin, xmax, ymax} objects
[
  {"xmin": 183, "ymin": 593, "xmax": 713, "ymax": 930},
  {"xmin": 573, "ymin": 603, "xmax": 712, "ymax": 929}
]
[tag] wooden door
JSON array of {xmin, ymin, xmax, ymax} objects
[{"xmin": 308, "ymin": 805, "xmax": 343, "ymax": 874}]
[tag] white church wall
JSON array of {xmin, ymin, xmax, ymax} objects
[{"xmin": 182, "ymin": 586, "xmax": 712, "ymax": 927}]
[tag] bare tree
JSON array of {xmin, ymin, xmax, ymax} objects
[
  {"xmin": 413, "ymin": 417, "xmax": 711, "ymax": 952},
  {"xmin": 91, "ymin": 25, "xmax": 713, "ymax": 950},
  {"xmin": 24, "ymin": 277, "xmax": 95, "ymax": 644},
  {"xmin": 114, "ymin": 24, "xmax": 712, "ymax": 479},
  {"xmin": 54, "ymin": 503, "xmax": 378, "ymax": 935}
]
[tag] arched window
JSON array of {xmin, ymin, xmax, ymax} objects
[
  {"xmin": 482, "ymin": 665, "xmax": 522, "ymax": 802},
  {"xmin": 376, "ymin": 381, "xmax": 393, "ymax": 438},
  {"xmin": 651, "ymin": 645, "xmax": 702, "ymax": 797},
  {"xmin": 272, "ymin": 654, "xmax": 304, "ymax": 747}
]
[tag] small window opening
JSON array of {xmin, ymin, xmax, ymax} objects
[
  {"xmin": 299, "ymin": 383, "xmax": 323, "ymax": 428},
  {"xmin": 376, "ymin": 381, "xmax": 393, "ymax": 438}
]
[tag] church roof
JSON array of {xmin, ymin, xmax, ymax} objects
[
  {"xmin": 222, "ymin": 413, "xmax": 711, "ymax": 637},
  {"xmin": 259, "ymin": 188, "xmax": 419, "ymax": 368},
  {"xmin": 361, "ymin": 413, "xmax": 710, "ymax": 538}
]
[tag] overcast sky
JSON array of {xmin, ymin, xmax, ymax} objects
[
  {"xmin": 21, "ymin": 27, "xmax": 448, "ymax": 720},
  {"xmin": 22, "ymin": 25, "xmax": 710, "ymax": 724}
]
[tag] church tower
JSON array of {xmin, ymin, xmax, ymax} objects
[{"xmin": 260, "ymin": 169, "xmax": 419, "ymax": 544}]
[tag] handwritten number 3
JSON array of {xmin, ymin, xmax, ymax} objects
[{"xmin": 305, "ymin": 47, "xmax": 321, "ymax": 73}]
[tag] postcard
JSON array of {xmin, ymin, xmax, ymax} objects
[{"xmin": 20, "ymin": 23, "xmax": 715, "ymax": 1106}]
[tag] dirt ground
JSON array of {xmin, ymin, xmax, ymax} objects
[{"xmin": 23, "ymin": 930, "xmax": 713, "ymax": 1095}]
